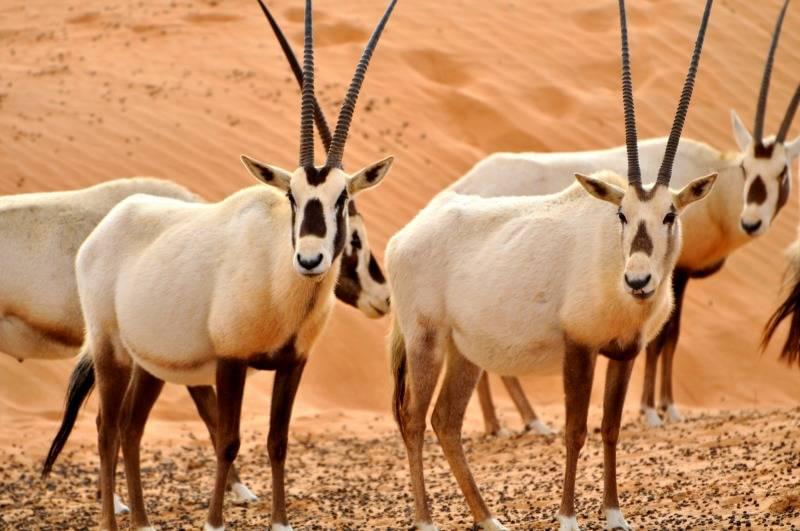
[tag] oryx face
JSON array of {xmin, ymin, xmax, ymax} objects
[
  {"xmin": 335, "ymin": 202, "xmax": 390, "ymax": 318},
  {"xmin": 577, "ymin": 173, "xmax": 718, "ymax": 301},
  {"xmin": 241, "ymin": 156, "xmax": 394, "ymax": 278},
  {"xmin": 732, "ymin": 111, "xmax": 800, "ymax": 237}
]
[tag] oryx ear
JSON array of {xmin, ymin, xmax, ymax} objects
[
  {"xmin": 674, "ymin": 172, "xmax": 718, "ymax": 210},
  {"xmin": 787, "ymin": 136, "xmax": 800, "ymax": 161},
  {"xmin": 731, "ymin": 109, "xmax": 753, "ymax": 151},
  {"xmin": 348, "ymin": 156, "xmax": 394, "ymax": 195},
  {"xmin": 575, "ymin": 173, "xmax": 624, "ymax": 206},
  {"xmin": 241, "ymin": 155, "xmax": 293, "ymax": 191}
]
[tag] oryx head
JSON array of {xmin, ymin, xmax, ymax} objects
[
  {"xmin": 577, "ymin": 0, "xmax": 717, "ymax": 301},
  {"xmin": 242, "ymin": 0, "xmax": 396, "ymax": 279},
  {"xmin": 731, "ymin": 0, "xmax": 799, "ymax": 237},
  {"xmin": 254, "ymin": 0, "xmax": 391, "ymax": 317}
]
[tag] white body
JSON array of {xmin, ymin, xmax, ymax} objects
[
  {"xmin": 388, "ymin": 173, "xmax": 675, "ymax": 376},
  {"xmin": 77, "ymin": 186, "xmax": 338, "ymax": 387},
  {"xmin": 0, "ymin": 178, "xmax": 198, "ymax": 361},
  {"xmin": 452, "ymin": 137, "xmax": 748, "ymax": 272}
]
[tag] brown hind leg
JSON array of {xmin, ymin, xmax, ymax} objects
[
  {"xmin": 94, "ymin": 340, "xmax": 132, "ymax": 531},
  {"xmin": 267, "ymin": 360, "xmax": 307, "ymax": 528},
  {"xmin": 431, "ymin": 345, "xmax": 502, "ymax": 529},
  {"xmin": 120, "ymin": 365, "xmax": 164, "ymax": 529},
  {"xmin": 187, "ymin": 386, "xmax": 254, "ymax": 502},
  {"xmin": 557, "ymin": 340, "xmax": 596, "ymax": 529},
  {"xmin": 500, "ymin": 376, "xmax": 552, "ymax": 435},
  {"xmin": 476, "ymin": 372, "xmax": 505, "ymax": 437},
  {"xmin": 397, "ymin": 325, "xmax": 443, "ymax": 529},
  {"xmin": 205, "ymin": 359, "xmax": 247, "ymax": 530},
  {"xmin": 658, "ymin": 270, "xmax": 689, "ymax": 423},
  {"xmin": 601, "ymin": 358, "xmax": 636, "ymax": 531}
]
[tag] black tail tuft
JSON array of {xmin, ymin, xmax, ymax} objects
[
  {"xmin": 42, "ymin": 353, "xmax": 95, "ymax": 477},
  {"xmin": 763, "ymin": 256, "xmax": 800, "ymax": 367}
]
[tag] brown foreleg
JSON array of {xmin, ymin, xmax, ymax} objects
[
  {"xmin": 187, "ymin": 386, "xmax": 255, "ymax": 502},
  {"xmin": 266, "ymin": 360, "xmax": 306, "ymax": 528},
  {"xmin": 601, "ymin": 358, "xmax": 636, "ymax": 531},
  {"xmin": 431, "ymin": 347, "xmax": 501, "ymax": 529},
  {"xmin": 120, "ymin": 365, "xmax": 164, "ymax": 529},
  {"xmin": 475, "ymin": 372, "xmax": 505, "ymax": 437},
  {"xmin": 658, "ymin": 269, "xmax": 690, "ymax": 423},
  {"xmin": 558, "ymin": 340, "xmax": 596, "ymax": 529},
  {"xmin": 205, "ymin": 359, "xmax": 248, "ymax": 531}
]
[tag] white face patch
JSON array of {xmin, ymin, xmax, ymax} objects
[
  {"xmin": 288, "ymin": 166, "xmax": 350, "ymax": 277},
  {"xmin": 616, "ymin": 184, "xmax": 680, "ymax": 301},
  {"xmin": 739, "ymin": 141, "xmax": 791, "ymax": 237}
]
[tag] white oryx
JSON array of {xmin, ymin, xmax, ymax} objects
[
  {"xmin": 460, "ymin": 0, "xmax": 800, "ymax": 431},
  {"xmin": 43, "ymin": 0, "xmax": 397, "ymax": 529},
  {"xmin": 0, "ymin": 178, "xmax": 262, "ymax": 511},
  {"xmin": 387, "ymin": 1, "xmax": 715, "ymax": 529}
]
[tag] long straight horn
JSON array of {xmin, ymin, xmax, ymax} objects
[
  {"xmin": 753, "ymin": 0, "xmax": 790, "ymax": 146},
  {"xmin": 656, "ymin": 0, "xmax": 713, "ymax": 187},
  {"xmin": 776, "ymin": 84, "xmax": 800, "ymax": 144},
  {"xmin": 617, "ymin": 0, "xmax": 641, "ymax": 186},
  {"xmin": 257, "ymin": 0, "xmax": 332, "ymax": 151},
  {"xmin": 326, "ymin": 0, "xmax": 398, "ymax": 168},
  {"xmin": 298, "ymin": 0, "xmax": 316, "ymax": 167}
]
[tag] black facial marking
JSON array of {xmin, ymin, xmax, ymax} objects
[
  {"xmin": 335, "ymin": 248, "xmax": 362, "ymax": 309},
  {"xmin": 299, "ymin": 199, "xmax": 326, "ymax": 238},
  {"xmin": 633, "ymin": 184, "xmax": 658, "ymax": 202},
  {"xmin": 332, "ymin": 198, "xmax": 347, "ymax": 260},
  {"xmin": 351, "ymin": 231, "xmax": 362, "ymax": 251},
  {"xmin": 775, "ymin": 166, "xmax": 790, "ymax": 218},
  {"xmin": 368, "ymin": 254, "xmax": 386, "ymax": 284},
  {"xmin": 305, "ymin": 165, "xmax": 332, "ymax": 187},
  {"xmin": 754, "ymin": 141, "xmax": 776, "ymax": 159},
  {"xmin": 747, "ymin": 176, "xmax": 768, "ymax": 205},
  {"xmin": 348, "ymin": 200, "xmax": 359, "ymax": 216},
  {"xmin": 290, "ymin": 202, "xmax": 297, "ymax": 248},
  {"xmin": 630, "ymin": 221, "xmax": 653, "ymax": 256}
]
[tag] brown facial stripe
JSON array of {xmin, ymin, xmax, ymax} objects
[
  {"xmin": 246, "ymin": 335, "xmax": 298, "ymax": 371},
  {"xmin": 305, "ymin": 165, "xmax": 332, "ymax": 186},
  {"xmin": 746, "ymin": 176, "xmax": 768, "ymax": 205},
  {"xmin": 299, "ymin": 199, "xmax": 326, "ymax": 237},
  {"xmin": 3, "ymin": 311, "xmax": 83, "ymax": 348},
  {"xmin": 348, "ymin": 200, "xmax": 359, "ymax": 216},
  {"xmin": 335, "ymin": 246, "xmax": 362, "ymax": 309},
  {"xmin": 754, "ymin": 141, "xmax": 776, "ymax": 159},
  {"xmin": 630, "ymin": 221, "xmax": 653, "ymax": 256},
  {"xmin": 775, "ymin": 166, "xmax": 790, "ymax": 218},
  {"xmin": 368, "ymin": 254, "xmax": 386, "ymax": 284}
]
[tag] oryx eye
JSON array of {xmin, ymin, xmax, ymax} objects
[
  {"xmin": 663, "ymin": 212, "xmax": 676, "ymax": 225},
  {"xmin": 351, "ymin": 231, "xmax": 362, "ymax": 250},
  {"xmin": 618, "ymin": 212, "xmax": 628, "ymax": 225}
]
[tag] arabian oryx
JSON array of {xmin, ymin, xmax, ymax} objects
[
  {"xmin": 387, "ymin": 0, "xmax": 715, "ymax": 529},
  {"xmin": 42, "ymin": 0, "xmax": 398, "ymax": 529},
  {"xmin": 459, "ymin": 0, "xmax": 799, "ymax": 432},
  {"xmin": 37, "ymin": 7, "xmax": 395, "ymax": 507},
  {"xmin": 0, "ymin": 178, "xmax": 261, "ymax": 509}
]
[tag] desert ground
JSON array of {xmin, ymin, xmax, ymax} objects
[{"xmin": 0, "ymin": 0, "xmax": 799, "ymax": 529}]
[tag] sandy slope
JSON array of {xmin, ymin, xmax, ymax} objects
[{"xmin": 0, "ymin": 0, "xmax": 799, "ymax": 528}]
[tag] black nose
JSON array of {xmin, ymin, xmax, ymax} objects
[
  {"xmin": 741, "ymin": 219, "xmax": 762, "ymax": 235},
  {"xmin": 297, "ymin": 253, "xmax": 324, "ymax": 271},
  {"xmin": 625, "ymin": 274, "xmax": 651, "ymax": 291}
]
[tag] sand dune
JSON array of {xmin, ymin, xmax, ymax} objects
[{"xmin": 0, "ymin": 0, "xmax": 799, "ymax": 527}]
